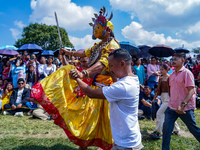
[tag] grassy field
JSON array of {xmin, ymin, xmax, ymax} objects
[{"xmin": 0, "ymin": 110, "xmax": 200, "ymax": 150}]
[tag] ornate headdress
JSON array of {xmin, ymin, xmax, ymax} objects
[{"xmin": 89, "ymin": 7, "xmax": 113, "ymax": 40}]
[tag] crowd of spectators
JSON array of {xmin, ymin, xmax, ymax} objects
[{"xmin": 0, "ymin": 50, "xmax": 200, "ymax": 137}]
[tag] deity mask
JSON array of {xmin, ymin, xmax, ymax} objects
[{"xmin": 89, "ymin": 7, "xmax": 113, "ymax": 40}]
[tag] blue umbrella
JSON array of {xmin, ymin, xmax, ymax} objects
[
  {"xmin": 149, "ymin": 45, "xmax": 175, "ymax": 57},
  {"xmin": 18, "ymin": 44, "xmax": 43, "ymax": 52},
  {"xmin": 0, "ymin": 45, "xmax": 18, "ymax": 50},
  {"xmin": 0, "ymin": 49, "xmax": 19, "ymax": 56},
  {"xmin": 174, "ymin": 47, "xmax": 189, "ymax": 53},
  {"xmin": 136, "ymin": 45, "xmax": 152, "ymax": 58},
  {"xmin": 119, "ymin": 41, "xmax": 141, "ymax": 56},
  {"xmin": 41, "ymin": 50, "xmax": 54, "ymax": 56}
]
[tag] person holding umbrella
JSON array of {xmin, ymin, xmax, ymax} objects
[{"xmin": 147, "ymin": 57, "xmax": 160, "ymax": 89}]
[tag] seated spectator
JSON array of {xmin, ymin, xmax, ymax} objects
[
  {"xmin": 25, "ymin": 65, "xmax": 37, "ymax": 88},
  {"xmin": 0, "ymin": 83, "xmax": 14, "ymax": 113},
  {"xmin": 33, "ymin": 104, "xmax": 51, "ymax": 120},
  {"xmin": 139, "ymin": 85, "xmax": 154, "ymax": 119},
  {"xmin": 4, "ymin": 78, "xmax": 30, "ymax": 116}
]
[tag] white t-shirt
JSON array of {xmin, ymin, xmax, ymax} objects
[
  {"xmin": 15, "ymin": 89, "xmax": 24, "ymax": 104},
  {"xmin": 43, "ymin": 64, "xmax": 56, "ymax": 77},
  {"xmin": 38, "ymin": 64, "xmax": 45, "ymax": 75},
  {"xmin": 102, "ymin": 76, "xmax": 142, "ymax": 148}
]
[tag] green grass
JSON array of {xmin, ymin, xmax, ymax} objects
[{"xmin": 0, "ymin": 110, "xmax": 200, "ymax": 150}]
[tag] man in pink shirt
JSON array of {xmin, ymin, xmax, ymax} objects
[{"xmin": 162, "ymin": 53, "xmax": 200, "ymax": 150}]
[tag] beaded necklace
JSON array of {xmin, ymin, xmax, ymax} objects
[{"xmin": 88, "ymin": 37, "xmax": 113, "ymax": 67}]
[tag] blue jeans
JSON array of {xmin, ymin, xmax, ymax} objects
[
  {"xmin": 162, "ymin": 107, "xmax": 200, "ymax": 150},
  {"xmin": 141, "ymin": 105, "xmax": 152, "ymax": 119}
]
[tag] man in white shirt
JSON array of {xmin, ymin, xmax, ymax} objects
[{"xmin": 69, "ymin": 48, "xmax": 144, "ymax": 150}]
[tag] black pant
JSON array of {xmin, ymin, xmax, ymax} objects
[{"xmin": 4, "ymin": 103, "xmax": 27, "ymax": 115}]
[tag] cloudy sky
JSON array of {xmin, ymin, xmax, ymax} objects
[{"xmin": 1, "ymin": 0, "xmax": 200, "ymax": 51}]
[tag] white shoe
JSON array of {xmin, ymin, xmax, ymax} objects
[
  {"xmin": 14, "ymin": 112, "xmax": 23, "ymax": 117},
  {"xmin": 3, "ymin": 111, "xmax": 9, "ymax": 115},
  {"xmin": 27, "ymin": 111, "xmax": 32, "ymax": 116}
]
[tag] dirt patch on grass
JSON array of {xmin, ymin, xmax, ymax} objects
[
  {"xmin": 0, "ymin": 132, "xmax": 67, "ymax": 138},
  {"xmin": 142, "ymin": 130, "xmax": 194, "ymax": 139}
]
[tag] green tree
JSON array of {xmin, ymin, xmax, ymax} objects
[
  {"xmin": 15, "ymin": 23, "xmax": 73, "ymax": 50},
  {"xmin": 192, "ymin": 47, "xmax": 200, "ymax": 53}
]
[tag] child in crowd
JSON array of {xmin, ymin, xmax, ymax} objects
[{"xmin": 25, "ymin": 65, "xmax": 37, "ymax": 88}]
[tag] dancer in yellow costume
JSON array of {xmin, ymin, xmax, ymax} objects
[{"xmin": 31, "ymin": 7, "xmax": 120, "ymax": 150}]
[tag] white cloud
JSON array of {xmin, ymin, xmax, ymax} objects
[
  {"xmin": 176, "ymin": 21, "xmax": 200, "ymax": 42},
  {"xmin": 109, "ymin": 0, "xmax": 200, "ymax": 30},
  {"xmin": 69, "ymin": 35, "xmax": 100, "ymax": 50},
  {"xmin": 14, "ymin": 21, "xmax": 26, "ymax": 29},
  {"xmin": 10, "ymin": 28, "xmax": 20, "ymax": 40},
  {"xmin": 29, "ymin": 0, "xmax": 95, "ymax": 31},
  {"xmin": 121, "ymin": 21, "xmax": 200, "ymax": 50}
]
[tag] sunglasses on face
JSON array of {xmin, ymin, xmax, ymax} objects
[{"xmin": 18, "ymin": 82, "xmax": 24, "ymax": 85}]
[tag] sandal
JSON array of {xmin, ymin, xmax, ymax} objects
[{"xmin": 149, "ymin": 131, "xmax": 161, "ymax": 139}]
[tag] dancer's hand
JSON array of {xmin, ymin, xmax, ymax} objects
[
  {"xmin": 69, "ymin": 69, "xmax": 83, "ymax": 79},
  {"xmin": 27, "ymin": 97, "xmax": 39, "ymax": 104},
  {"xmin": 59, "ymin": 48, "xmax": 69, "ymax": 55}
]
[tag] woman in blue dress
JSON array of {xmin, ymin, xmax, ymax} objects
[
  {"xmin": 134, "ymin": 58, "xmax": 146, "ymax": 85},
  {"xmin": 10, "ymin": 56, "xmax": 26, "ymax": 88}
]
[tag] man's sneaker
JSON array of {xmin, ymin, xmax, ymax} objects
[
  {"xmin": 14, "ymin": 112, "xmax": 23, "ymax": 117},
  {"xmin": 3, "ymin": 111, "xmax": 10, "ymax": 115},
  {"xmin": 149, "ymin": 131, "xmax": 161, "ymax": 139}
]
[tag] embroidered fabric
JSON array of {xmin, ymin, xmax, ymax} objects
[{"xmin": 88, "ymin": 37, "xmax": 113, "ymax": 67}]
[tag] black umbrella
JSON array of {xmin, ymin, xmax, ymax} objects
[
  {"xmin": 136, "ymin": 45, "xmax": 152, "ymax": 58},
  {"xmin": 149, "ymin": 45, "xmax": 175, "ymax": 57},
  {"xmin": 174, "ymin": 47, "xmax": 190, "ymax": 53},
  {"xmin": 119, "ymin": 41, "xmax": 141, "ymax": 56},
  {"xmin": 18, "ymin": 44, "xmax": 43, "ymax": 53}
]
